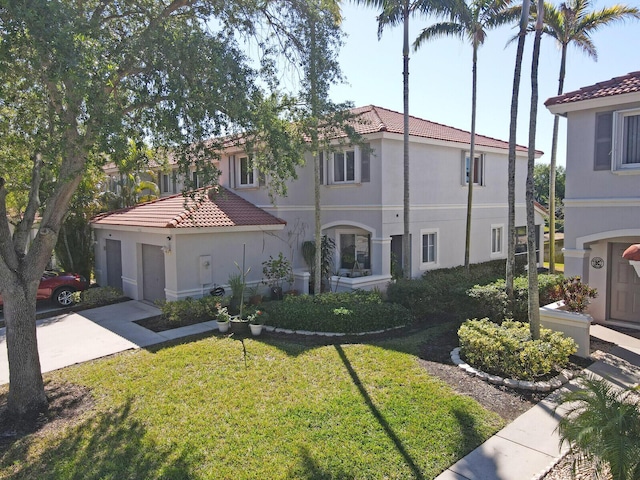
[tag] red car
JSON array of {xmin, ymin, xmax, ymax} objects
[{"xmin": 0, "ymin": 271, "xmax": 89, "ymax": 307}]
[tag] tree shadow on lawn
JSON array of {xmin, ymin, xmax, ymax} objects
[{"xmin": 0, "ymin": 399, "xmax": 192, "ymax": 480}]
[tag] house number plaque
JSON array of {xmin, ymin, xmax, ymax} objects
[{"xmin": 591, "ymin": 257, "xmax": 604, "ymax": 269}]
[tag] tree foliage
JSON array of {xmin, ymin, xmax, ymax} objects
[
  {"xmin": 533, "ymin": 163, "xmax": 565, "ymax": 208},
  {"xmin": 0, "ymin": 0, "xmax": 342, "ymax": 419}
]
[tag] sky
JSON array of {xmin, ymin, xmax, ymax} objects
[{"xmin": 325, "ymin": 1, "xmax": 640, "ymax": 167}]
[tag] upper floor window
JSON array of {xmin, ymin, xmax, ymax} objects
[
  {"xmin": 596, "ymin": 108, "xmax": 640, "ymax": 173},
  {"xmin": 321, "ymin": 145, "xmax": 371, "ymax": 185},
  {"xmin": 463, "ymin": 153, "xmax": 484, "ymax": 185},
  {"xmin": 614, "ymin": 109, "xmax": 640, "ymax": 171},
  {"xmin": 232, "ymin": 155, "xmax": 261, "ymax": 188},
  {"xmin": 160, "ymin": 171, "xmax": 177, "ymax": 194},
  {"xmin": 334, "ymin": 150, "xmax": 355, "ymax": 183}
]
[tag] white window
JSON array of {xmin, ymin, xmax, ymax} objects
[
  {"xmin": 235, "ymin": 156, "xmax": 259, "ymax": 187},
  {"xmin": 160, "ymin": 172, "xmax": 177, "ymax": 194},
  {"xmin": 491, "ymin": 225, "xmax": 503, "ymax": 255},
  {"xmin": 613, "ymin": 108, "xmax": 640, "ymax": 173},
  {"xmin": 333, "ymin": 150, "xmax": 356, "ymax": 183},
  {"xmin": 463, "ymin": 153, "xmax": 484, "ymax": 185},
  {"xmin": 420, "ymin": 229, "xmax": 438, "ymax": 267}
]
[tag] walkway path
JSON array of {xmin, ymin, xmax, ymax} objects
[
  {"xmin": 435, "ymin": 325, "xmax": 640, "ymax": 480},
  {"xmin": 0, "ymin": 300, "xmax": 219, "ymax": 385}
]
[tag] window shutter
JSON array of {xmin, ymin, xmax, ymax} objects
[
  {"xmin": 361, "ymin": 145, "xmax": 370, "ymax": 183},
  {"xmin": 594, "ymin": 112, "xmax": 613, "ymax": 170},
  {"xmin": 157, "ymin": 172, "xmax": 162, "ymax": 192}
]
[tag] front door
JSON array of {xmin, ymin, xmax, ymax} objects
[
  {"xmin": 609, "ymin": 243, "xmax": 640, "ymax": 323},
  {"xmin": 142, "ymin": 244, "xmax": 166, "ymax": 303}
]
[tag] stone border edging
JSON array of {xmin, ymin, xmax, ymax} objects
[
  {"xmin": 262, "ymin": 324, "xmax": 406, "ymax": 337},
  {"xmin": 450, "ymin": 347, "xmax": 575, "ymax": 392}
]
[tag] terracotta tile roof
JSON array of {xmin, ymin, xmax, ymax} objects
[
  {"xmin": 545, "ymin": 71, "xmax": 640, "ymax": 107},
  {"xmin": 91, "ymin": 187, "xmax": 286, "ymax": 229},
  {"xmin": 347, "ymin": 105, "xmax": 531, "ymax": 153}
]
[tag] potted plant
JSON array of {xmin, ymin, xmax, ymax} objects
[
  {"xmin": 215, "ymin": 304, "xmax": 231, "ymax": 333},
  {"xmin": 539, "ymin": 276, "xmax": 597, "ymax": 358},
  {"xmin": 550, "ymin": 276, "xmax": 597, "ymax": 313},
  {"xmin": 228, "ymin": 272, "xmax": 244, "ymax": 314},
  {"xmin": 248, "ymin": 309, "xmax": 266, "ymax": 336},
  {"xmin": 262, "ymin": 252, "xmax": 293, "ymax": 300}
]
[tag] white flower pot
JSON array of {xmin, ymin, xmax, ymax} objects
[
  {"xmin": 249, "ymin": 323, "xmax": 263, "ymax": 336},
  {"xmin": 216, "ymin": 320, "xmax": 230, "ymax": 333}
]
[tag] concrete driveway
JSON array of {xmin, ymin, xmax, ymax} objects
[{"xmin": 0, "ymin": 301, "xmax": 173, "ymax": 385}]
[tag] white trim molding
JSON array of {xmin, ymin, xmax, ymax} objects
[{"xmin": 564, "ymin": 197, "xmax": 640, "ymax": 208}]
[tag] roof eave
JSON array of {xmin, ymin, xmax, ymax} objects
[{"xmin": 546, "ymin": 91, "xmax": 640, "ymax": 115}]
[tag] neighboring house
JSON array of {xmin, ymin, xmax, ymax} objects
[
  {"xmin": 545, "ymin": 71, "xmax": 640, "ymax": 325},
  {"xmin": 94, "ymin": 105, "xmax": 544, "ymax": 302}
]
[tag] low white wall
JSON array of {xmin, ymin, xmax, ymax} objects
[
  {"xmin": 539, "ymin": 301, "xmax": 591, "ymax": 358},
  {"xmin": 329, "ymin": 274, "xmax": 392, "ymax": 293}
]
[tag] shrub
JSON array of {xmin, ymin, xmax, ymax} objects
[
  {"xmin": 549, "ymin": 276, "xmax": 597, "ymax": 313},
  {"xmin": 159, "ymin": 295, "xmax": 228, "ymax": 325},
  {"xmin": 467, "ymin": 274, "xmax": 563, "ymax": 322},
  {"xmin": 260, "ymin": 290, "xmax": 410, "ymax": 333},
  {"xmin": 72, "ymin": 286, "xmax": 125, "ymax": 307},
  {"xmin": 557, "ymin": 375, "xmax": 640, "ymax": 480},
  {"xmin": 387, "ymin": 258, "xmax": 526, "ymax": 320},
  {"xmin": 458, "ymin": 318, "xmax": 577, "ymax": 380}
]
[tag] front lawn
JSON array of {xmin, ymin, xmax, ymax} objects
[{"xmin": 0, "ymin": 327, "xmax": 503, "ymax": 479}]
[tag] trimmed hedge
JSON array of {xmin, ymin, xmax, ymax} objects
[
  {"xmin": 467, "ymin": 274, "xmax": 563, "ymax": 323},
  {"xmin": 260, "ymin": 290, "xmax": 410, "ymax": 333},
  {"xmin": 458, "ymin": 318, "xmax": 577, "ymax": 380},
  {"xmin": 387, "ymin": 258, "xmax": 526, "ymax": 320},
  {"xmin": 71, "ymin": 286, "xmax": 126, "ymax": 308}
]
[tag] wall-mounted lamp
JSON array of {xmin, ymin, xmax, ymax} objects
[{"xmin": 162, "ymin": 236, "xmax": 173, "ymax": 255}]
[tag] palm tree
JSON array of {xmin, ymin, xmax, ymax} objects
[
  {"xmin": 506, "ymin": 0, "xmax": 531, "ymax": 300},
  {"xmin": 526, "ymin": 0, "xmax": 544, "ymax": 339},
  {"xmin": 356, "ymin": 0, "xmax": 449, "ymax": 279},
  {"xmin": 542, "ymin": 0, "xmax": 639, "ymax": 273},
  {"xmin": 413, "ymin": 0, "xmax": 518, "ymax": 272},
  {"xmin": 557, "ymin": 376, "xmax": 640, "ymax": 480}
]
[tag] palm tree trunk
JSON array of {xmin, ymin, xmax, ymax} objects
[
  {"xmin": 548, "ymin": 43, "xmax": 567, "ymax": 274},
  {"xmin": 309, "ymin": 18, "xmax": 322, "ymax": 295},
  {"xmin": 527, "ymin": 0, "xmax": 544, "ymax": 340},
  {"xmin": 465, "ymin": 44, "xmax": 478, "ymax": 273},
  {"xmin": 402, "ymin": 0, "xmax": 411, "ymax": 279},
  {"xmin": 506, "ymin": 0, "xmax": 530, "ymax": 300}
]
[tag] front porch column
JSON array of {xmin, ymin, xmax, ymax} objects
[{"xmin": 371, "ymin": 237, "xmax": 391, "ymax": 276}]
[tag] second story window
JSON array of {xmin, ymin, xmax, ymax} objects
[
  {"xmin": 239, "ymin": 156, "xmax": 254, "ymax": 186},
  {"xmin": 599, "ymin": 108, "xmax": 640, "ymax": 173},
  {"xmin": 463, "ymin": 153, "xmax": 485, "ymax": 186},
  {"xmin": 333, "ymin": 150, "xmax": 355, "ymax": 183}
]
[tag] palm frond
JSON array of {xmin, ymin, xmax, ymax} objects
[{"xmin": 413, "ymin": 22, "xmax": 465, "ymax": 49}]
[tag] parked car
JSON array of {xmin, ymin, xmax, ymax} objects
[{"xmin": 0, "ymin": 271, "xmax": 89, "ymax": 307}]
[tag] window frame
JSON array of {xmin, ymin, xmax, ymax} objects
[
  {"xmin": 328, "ymin": 147, "xmax": 360, "ymax": 185},
  {"xmin": 236, "ymin": 155, "xmax": 259, "ymax": 188},
  {"xmin": 463, "ymin": 152, "xmax": 485, "ymax": 186},
  {"xmin": 335, "ymin": 229, "xmax": 372, "ymax": 274},
  {"xmin": 420, "ymin": 228, "xmax": 439, "ymax": 269},
  {"xmin": 612, "ymin": 108, "xmax": 640, "ymax": 173},
  {"xmin": 491, "ymin": 224, "xmax": 504, "ymax": 256}
]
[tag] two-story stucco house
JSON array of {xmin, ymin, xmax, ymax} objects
[
  {"xmin": 92, "ymin": 105, "xmax": 543, "ymax": 302},
  {"xmin": 546, "ymin": 71, "xmax": 640, "ymax": 325}
]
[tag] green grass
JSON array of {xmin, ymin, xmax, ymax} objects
[{"xmin": 0, "ymin": 327, "xmax": 503, "ymax": 479}]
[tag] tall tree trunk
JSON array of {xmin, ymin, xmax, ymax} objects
[
  {"xmin": 506, "ymin": 0, "xmax": 530, "ymax": 300},
  {"xmin": 308, "ymin": 16, "xmax": 323, "ymax": 296},
  {"xmin": 4, "ymin": 284, "xmax": 47, "ymax": 417},
  {"xmin": 464, "ymin": 45, "xmax": 478, "ymax": 273},
  {"xmin": 402, "ymin": 0, "xmax": 411, "ymax": 279},
  {"xmin": 548, "ymin": 43, "xmax": 567, "ymax": 274},
  {"xmin": 527, "ymin": 0, "xmax": 544, "ymax": 340}
]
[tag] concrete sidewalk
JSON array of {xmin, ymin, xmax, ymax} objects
[
  {"xmin": 0, "ymin": 300, "xmax": 220, "ymax": 385},
  {"xmin": 435, "ymin": 325, "xmax": 640, "ymax": 480}
]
